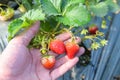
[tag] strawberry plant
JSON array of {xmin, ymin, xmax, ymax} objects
[
  {"xmin": 15, "ymin": 0, "xmax": 27, "ymax": 13},
  {"xmin": 0, "ymin": 3, "xmax": 14, "ymax": 21},
  {"xmin": 7, "ymin": 0, "xmax": 120, "ymax": 67}
]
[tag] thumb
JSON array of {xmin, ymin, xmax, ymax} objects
[{"xmin": 11, "ymin": 21, "xmax": 40, "ymax": 46}]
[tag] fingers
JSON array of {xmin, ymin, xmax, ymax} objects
[
  {"xmin": 64, "ymin": 36, "xmax": 81, "ymax": 44},
  {"xmin": 50, "ymin": 57, "xmax": 79, "ymax": 80},
  {"xmin": 49, "ymin": 51, "xmax": 58, "ymax": 57},
  {"xmin": 11, "ymin": 21, "xmax": 40, "ymax": 46},
  {"xmin": 50, "ymin": 46, "xmax": 85, "ymax": 79},
  {"xmin": 76, "ymin": 47, "xmax": 85, "ymax": 56},
  {"xmin": 53, "ymin": 47, "xmax": 85, "ymax": 68},
  {"xmin": 55, "ymin": 32, "xmax": 71, "ymax": 41},
  {"xmin": 53, "ymin": 56, "xmax": 68, "ymax": 69}
]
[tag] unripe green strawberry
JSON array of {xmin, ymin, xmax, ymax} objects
[
  {"xmin": 65, "ymin": 42, "xmax": 79, "ymax": 59},
  {"xmin": 49, "ymin": 39, "xmax": 66, "ymax": 54}
]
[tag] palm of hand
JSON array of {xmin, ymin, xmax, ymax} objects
[{"xmin": 3, "ymin": 43, "xmax": 53, "ymax": 80}]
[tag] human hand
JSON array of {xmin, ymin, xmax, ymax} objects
[{"xmin": 0, "ymin": 21, "xmax": 85, "ymax": 80}]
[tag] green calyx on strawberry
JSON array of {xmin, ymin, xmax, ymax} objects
[
  {"xmin": 88, "ymin": 24, "xmax": 98, "ymax": 34},
  {"xmin": 49, "ymin": 39, "xmax": 66, "ymax": 54},
  {"xmin": 65, "ymin": 41, "xmax": 80, "ymax": 59},
  {"xmin": 40, "ymin": 48, "xmax": 48, "ymax": 55},
  {"xmin": 41, "ymin": 55, "xmax": 56, "ymax": 69}
]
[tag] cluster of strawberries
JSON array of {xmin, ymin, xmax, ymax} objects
[
  {"xmin": 41, "ymin": 25, "xmax": 99, "ymax": 69},
  {"xmin": 41, "ymin": 39, "xmax": 80, "ymax": 69}
]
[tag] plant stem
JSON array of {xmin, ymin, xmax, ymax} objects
[
  {"xmin": 40, "ymin": 35, "xmax": 49, "ymax": 55},
  {"xmin": 15, "ymin": 0, "xmax": 21, "ymax": 6},
  {"xmin": 85, "ymin": 0, "xmax": 89, "ymax": 9},
  {"xmin": 68, "ymin": 26, "xmax": 74, "ymax": 31},
  {"xmin": 62, "ymin": 8, "xmax": 67, "ymax": 16},
  {"xmin": 0, "ymin": 4, "xmax": 9, "ymax": 7},
  {"xmin": 52, "ymin": 2, "xmax": 70, "ymax": 33},
  {"xmin": 0, "ymin": 7, "xmax": 3, "ymax": 12},
  {"xmin": 53, "ymin": 22, "xmax": 61, "ymax": 33}
]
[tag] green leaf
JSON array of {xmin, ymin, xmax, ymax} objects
[
  {"xmin": 21, "ymin": 8, "xmax": 45, "ymax": 21},
  {"xmin": 61, "ymin": 0, "xmax": 85, "ymax": 12},
  {"xmin": 40, "ymin": 17, "xmax": 57, "ymax": 32},
  {"xmin": 33, "ymin": 0, "xmax": 41, "ymax": 5},
  {"xmin": 69, "ymin": 0, "xmax": 85, "ymax": 4},
  {"xmin": 57, "ymin": 4, "xmax": 91, "ymax": 26},
  {"xmin": 8, "ymin": 19, "xmax": 31, "ymax": 40},
  {"xmin": 49, "ymin": 0, "xmax": 62, "ymax": 12},
  {"xmin": 40, "ymin": 0, "xmax": 60, "ymax": 16},
  {"xmin": 96, "ymin": 0, "xmax": 100, "ymax": 3},
  {"xmin": 32, "ymin": 0, "xmax": 41, "ymax": 8},
  {"xmin": 22, "ymin": 0, "xmax": 33, "ymax": 10},
  {"xmin": 105, "ymin": 0, "xmax": 120, "ymax": 13},
  {"xmin": 89, "ymin": 2, "xmax": 108, "ymax": 17},
  {"xmin": 61, "ymin": 0, "xmax": 69, "ymax": 11}
]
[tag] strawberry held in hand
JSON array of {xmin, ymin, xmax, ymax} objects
[
  {"xmin": 88, "ymin": 24, "xmax": 98, "ymax": 34},
  {"xmin": 41, "ymin": 55, "xmax": 55, "ymax": 69},
  {"xmin": 65, "ymin": 42, "xmax": 80, "ymax": 59},
  {"xmin": 49, "ymin": 39, "xmax": 66, "ymax": 54}
]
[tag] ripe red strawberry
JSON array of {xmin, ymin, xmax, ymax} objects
[
  {"xmin": 88, "ymin": 25, "xmax": 98, "ymax": 34},
  {"xmin": 49, "ymin": 39, "xmax": 66, "ymax": 54},
  {"xmin": 41, "ymin": 55, "xmax": 55, "ymax": 69},
  {"xmin": 65, "ymin": 42, "xmax": 80, "ymax": 59}
]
